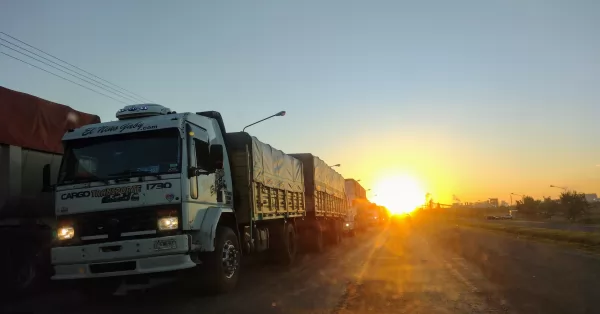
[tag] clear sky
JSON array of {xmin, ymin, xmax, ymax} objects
[{"xmin": 2, "ymin": 0, "xmax": 600, "ymax": 206}]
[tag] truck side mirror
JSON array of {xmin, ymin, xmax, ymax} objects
[
  {"xmin": 210, "ymin": 144, "xmax": 224, "ymax": 170},
  {"xmin": 42, "ymin": 164, "xmax": 52, "ymax": 192}
]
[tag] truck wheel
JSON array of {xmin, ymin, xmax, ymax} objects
[
  {"xmin": 313, "ymin": 228, "xmax": 324, "ymax": 253},
  {"xmin": 333, "ymin": 222, "xmax": 342, "ymax": 245},
  {"xmin": 1, "ymin": 248, "xmax": 43, "ymax": 297},
  {"xmin": 203, "ymin": 226, "xmax": 241, "ymax": 294},
  {"xmin": 14, "ymin": 258, "xmax": 37, "ymax": 293},
  {"xmin": 278, "ymin": 223, "xmax": 297, "ymax": 266}
]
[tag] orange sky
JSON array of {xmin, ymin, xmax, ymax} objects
[{"xmin": 332, "ymin": 130, "xmax": 600, "ymax": 207}]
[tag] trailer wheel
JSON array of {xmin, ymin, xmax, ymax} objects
[
  {"xmin": 1, "ymin": 247, "xmax": 44, "ymax": 297},
  {"xmin": 331, "ymin": 222, "xmax": 342, "ymax": 245},
  {"xmin": 313, "ymin": 228, "xmax": 325, "ymax": 253},
  {"xmin": 278, "ymin": 223, "xmax": 297, "ymax": 266},
  {"xmin": 14, "ymin": 257, "xmax": 37, "ymax": 293},
  {"xmin": 203, "ymin": 226, "xmax": 241, "ymax": 294}
]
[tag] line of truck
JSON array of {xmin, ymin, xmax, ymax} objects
[{"xmin": 0, "ymin": 86, "xmax": 381, "ymax": 296}]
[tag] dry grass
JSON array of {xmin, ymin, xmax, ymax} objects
[{"xmin": 458, "ymin": 220, "xmax": 600, "ymax": 248}]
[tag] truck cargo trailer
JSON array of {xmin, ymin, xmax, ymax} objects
[
  {"xmin": 0, "ymin": 86, "xmax": 100, "ymax": 295},
  {"xmin": 290, "ymin": 154, "xmax": 348, "ymax": 252}
]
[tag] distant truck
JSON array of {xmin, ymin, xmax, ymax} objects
[
  {"xmin": 343, "ymin": 178, "xmax": 368, "ymax": 236},
  {"xmin": 49, "ymin": 104, "xmax": 347, "ymax": 295},
  {"xmin": 0, "ymin": 86, "xmax": 100, "ymax": 295},
  {"xmin": 357, "ymin": 203, "xmax": 380, "ymax": 229},
  {"xmin": 290, "ymin": 154, "xmax": 348, "ymax": 249}
]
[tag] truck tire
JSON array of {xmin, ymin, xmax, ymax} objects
[
  {"xmin": 312, "ymin": 228, "xmax": 324, "ymax": 253},
  {"xmin": 14, "ymin": 257, "xmax": 37, "ymax": 294},
  {"xmin": 277, "ymin": 223, "xmax": 297, "ymax": 266},
  {"xmin": 331, "ymin": 222, "xmax": 342, "ymax": 245},
  {"xmin": 0, "ymin": 246, "xmax": 44, "ymax": 298},
  {"xmin": 203, "ymin": 226, "xmax": 241, "ymax": 294}
]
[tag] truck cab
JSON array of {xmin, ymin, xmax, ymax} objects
[{"xmin": 50, "ymin": 104, "xmax": 241, "ymax": 293}]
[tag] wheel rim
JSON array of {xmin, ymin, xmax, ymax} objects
[
  {"xmin": 221, "ymin": 240, "xmax": 239, "ymax": 279},
  {"xmin": 15, "ymin": 261, "xmax": 35, "ymax": 290}
]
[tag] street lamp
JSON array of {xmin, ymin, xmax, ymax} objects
[
  {"xmin": 510, "ymin": 193, "xmax": 523, "ymax": 206},
  {"xmin": 550, "ymin": 185, "xmax": 567, "ymax": 191},
  {"xmin": 330, "ymin": 164, "xmax": 341, "ymax": 168},
  {"xmin": 242, "ymin": 111, "xmax": 286, "ymax": 132}
]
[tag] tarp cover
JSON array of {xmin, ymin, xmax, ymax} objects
[
  {"xmin": 313, "ymin": 156, "xmax": 346, "ymax": 198},
  {"xmin": 251, "ymin": 137, "xmax": 304, "ymax": 193},
  {"xmin": 0, "ymin": 86, "xmax": 101, "ymax": 154}
]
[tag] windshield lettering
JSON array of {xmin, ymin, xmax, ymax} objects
[{"xmin": 82, "ymin": 122, "xmax": 158, "ymax": 136}]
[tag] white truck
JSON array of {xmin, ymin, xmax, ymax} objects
[{"xmin": 48, "ymin": 104, "xmax": 347, "ymax": 295}]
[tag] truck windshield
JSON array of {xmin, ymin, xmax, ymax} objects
[{"xmin": 58, "ymin": 128, "xmax": 181, "ymax": 184}]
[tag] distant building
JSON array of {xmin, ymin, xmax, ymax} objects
[
  {"xmin": 474, "ymin": 200, "xmax": 492, "ymax": 208},
  {"xmin": 501, "ymin": 201, "xmax": 509, "ymax": 207},
  {"xmin": 585, "ymin": 194, "xmax": 598, "ymax": 203}
]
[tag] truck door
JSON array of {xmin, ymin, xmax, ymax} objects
[{"xmin": 185, "ymin": 123, "xmax": 214, "ymax": 203}]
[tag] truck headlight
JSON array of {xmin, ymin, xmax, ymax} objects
[
  {"xmin": 158, "ymin": 217, "xmax": 179, "ymax": 231},
  {"xmin": 57, "ymin": 226, "xmax": 75, "ymax": 240}
]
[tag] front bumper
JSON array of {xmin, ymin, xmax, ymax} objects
[{"xmin": 51, "ymin": 234, "xmax": 196, "ymax": 280}]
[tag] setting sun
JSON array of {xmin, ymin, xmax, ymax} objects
[{"xmin": 373, "ymin": 175, "xmax": 425, "ymax": 215}]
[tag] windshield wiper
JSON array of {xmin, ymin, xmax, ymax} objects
[{"xmin": 108, "ymin": 170, "xmax": 162, "ymax": 180}]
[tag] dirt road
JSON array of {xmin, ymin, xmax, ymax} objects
[{"xmin": 3, "ymin": 219, "xmax": 599, "ymax": 314}]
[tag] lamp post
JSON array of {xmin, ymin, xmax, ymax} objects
[
  {"xmin": 510, "ymin": 193, "xmax": 523, "ymax": 206},
  {"xmin": 242, "ymin": 111, "xmax": 286, "ymax": 132},
  {"xmin": 550, "ymin": 185, "xmax": 567, "ymax": 191},
  {"xmin": 330, "ymin": 164, "xmax": 341, "ymax": 168}
]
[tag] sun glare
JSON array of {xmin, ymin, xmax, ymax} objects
[{"xmin": 373, "ymin": 175, "xmax": 425, "ymax": 215}]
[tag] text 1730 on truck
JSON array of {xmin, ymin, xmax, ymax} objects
[{"xmin": 48, "ymin": 104, "xmax": 348, "ymax": 294}]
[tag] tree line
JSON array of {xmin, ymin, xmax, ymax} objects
[{"xmin": 515, "ymin": 191, "xmax": 590, "ymax": 221}]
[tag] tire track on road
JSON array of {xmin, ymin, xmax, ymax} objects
[{"xmin": 332, "ymin": 228, "xmax": 388, "ymax": 314}]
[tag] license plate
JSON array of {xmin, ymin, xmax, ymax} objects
[{"xmin": 154, "ymin": 239, "xmax": 177, "ymax": 251}]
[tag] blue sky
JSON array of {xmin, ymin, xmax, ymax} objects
[{"xmin": 2, "ymin": 0, "xmax": 600, "ymax": 203}]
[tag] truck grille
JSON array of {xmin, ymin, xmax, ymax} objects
[{"xmin": 59, "ymin": 205, "xmax": 180, "ymax": 244}]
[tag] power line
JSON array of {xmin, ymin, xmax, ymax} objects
[
  {"xmin": 0, "ymin": 42, "xmax": 135, "ymax": 104},
  {"xmin": 0, "ymin": 37, "xmax": 143, "ymax": 103},
  {"xmin": 1, "ymin": 51, "xmax": 127, "ymax": 105},
  {"xmin": 0, "ymin": 31, "xmax": 154, "ymax": 103}
]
